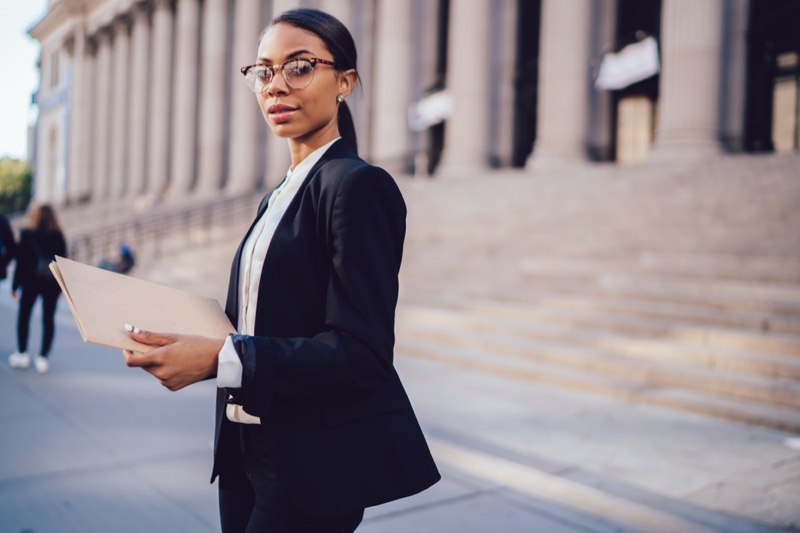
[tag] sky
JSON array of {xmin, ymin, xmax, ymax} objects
[{"xmin": 0, "ymin": 0, "xmax": 48, "ymax": 160}]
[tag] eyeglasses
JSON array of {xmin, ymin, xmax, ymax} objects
[{"xmin": 241, "ymin": 58, "xmax": 336, "ymax": 93}]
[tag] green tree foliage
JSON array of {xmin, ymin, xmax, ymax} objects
[{"xmin": 0, "ymin": 157, "xmax": 33, "ymax": 214}]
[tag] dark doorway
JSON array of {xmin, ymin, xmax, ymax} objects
[
  {"xmin": 511, "ymin": 0, "xmax": 541, "ymax": 167},
  {"xmin": 424, "ymin": 0, "xmax": 449, "ymax": 175},
  {"xmin": 745, "ymin": 0, "xmax": 800, "ymax": 153},
  {"xmin": 610, "ymin": 0, "xmax": 661, "ymax": 164}
]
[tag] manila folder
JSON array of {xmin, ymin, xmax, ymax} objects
[{"xmin": 50, "ymin": 256, "xmax": 235, "ymax": 353}]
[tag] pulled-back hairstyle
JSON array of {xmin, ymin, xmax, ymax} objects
[
  {"xmin": 271, "ymin": 8, "xmax": 360, "ymax": 155},
  {"xmin": 28, "ymin": 203, "xmax": 61, "ymax": 233}
]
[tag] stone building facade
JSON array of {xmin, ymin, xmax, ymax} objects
[{"xmin": 28, "ymin": 0, "xmax": 800, "ymax": 207}]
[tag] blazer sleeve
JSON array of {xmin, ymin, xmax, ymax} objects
[{"xmin": 229, "ymin": 165, "xmax": 407, "ymax": 418}]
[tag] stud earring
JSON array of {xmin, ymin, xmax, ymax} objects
[{"xmin": 336, "ymin": 95, "xmax": 345, "ymax": 103}]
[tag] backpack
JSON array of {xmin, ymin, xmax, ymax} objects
[{"xmin": 29, "ymin": 236, "xmax": 56, "ymax": 284}]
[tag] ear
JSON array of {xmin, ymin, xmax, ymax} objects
[{"xmin": 337, "ymin": 69, "xmax": 358, "ymax": 99}]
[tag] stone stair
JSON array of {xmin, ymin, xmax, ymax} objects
[
  {"xmin": 130, "ymin": 153, "xmax": 800, "ymax": 432},
  {"xmin": 395, "ymin": 153, "xmax": 800, "ymax": 432}
]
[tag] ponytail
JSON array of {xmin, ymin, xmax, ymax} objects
[{"xmin": 337, "ymin": 100, "xmax": 358, "ymax": 156}]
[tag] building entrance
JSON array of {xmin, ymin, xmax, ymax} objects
[
  {"xmin": 746, "ymin": 0, "xmax": 800, "ymax": 153},
  {"xmin": 511, "ymin": 0, "xmax": 541, "ymax": 167},
  {"xmin": 611, "ymin": 0, "xmax": 661, "ymax": 164}
]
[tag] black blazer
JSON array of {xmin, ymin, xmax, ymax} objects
[{"xmin": 211, "ymin": 140, "xmax": 440, "ymax": 517}]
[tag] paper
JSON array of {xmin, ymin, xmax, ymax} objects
[
  {"xmin": 50, "ymin": 256, "xmax": 235, "ymax": 353},
  {"xmin": 595, "ymin": 36, "xmax": 660, "ymax": 90}
]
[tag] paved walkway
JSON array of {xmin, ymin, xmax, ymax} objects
[{"xmin": 1, "ymin": 277, "xmax": 797, "ymax": 533}]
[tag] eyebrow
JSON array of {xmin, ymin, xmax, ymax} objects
[{"xmin": 257, "ymin": 49, "xmax": 316, "ymax": 64}]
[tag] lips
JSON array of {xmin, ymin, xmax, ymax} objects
[{"xmin": 267, "ymin": 103, "xmax": 298, "ymax": 124}]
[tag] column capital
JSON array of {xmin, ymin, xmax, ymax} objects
[
  {"xmin": 112, "ymin": 13, "xmax": 132, "ymax": 32},
  {"xmin": 93, "ymin": 25, "xmax": 113, "ymax": 43},
  {"xmin": 131, "ymin": 0, "xmax": 151, "ymax": 20},
  {"xmin": 152, "ymin": 0, "xmax": 175, "ymax": 12},
  {"xmin": 63, "ymin": 34, "xmax": 76, "ymax": 56}
]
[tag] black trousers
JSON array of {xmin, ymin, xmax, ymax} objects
[
  {"xmin": 17, "ymin": 285, "xmax": 60, "ymax": 357},
  {"xmin": 219, "ymin": 424, "xmax": 364, "ymax": 533}
]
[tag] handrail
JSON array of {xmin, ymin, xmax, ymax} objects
[{"xmin": 66, "ymin": 189, "xmax": 265, "ymax": 268}]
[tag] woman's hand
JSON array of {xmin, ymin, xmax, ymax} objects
[{"xmin": 122, "ymin": 325, "xmax": 225, "ymax": 391}]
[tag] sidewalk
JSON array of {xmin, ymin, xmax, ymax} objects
[{"xmin": 1, "ymin": 270, "xmax": 798, "ymax": 532}]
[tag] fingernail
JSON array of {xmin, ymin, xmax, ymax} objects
[{"xmin": 124, "ymin": 324, "xmax": 141, "ymax": 334}]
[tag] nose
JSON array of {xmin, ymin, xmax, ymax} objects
[{"xmin": 266, "ymin": 68, "xmax": 290, "ymax": 97}]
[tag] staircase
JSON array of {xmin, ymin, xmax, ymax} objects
[{"xmin": 395, "ymin": 153, "xmax": 800, "ymax": 432}]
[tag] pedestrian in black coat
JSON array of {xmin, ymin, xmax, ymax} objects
[{"xmin": 9, "ymin": 204, "xmax": 67, "ymax": 373}]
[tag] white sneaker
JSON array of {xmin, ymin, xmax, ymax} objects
[
  {"xmin": 9, "ymin": 352, "xmax": 30, "ymax": 369},
  {"xmin": 34, "ymin": 355, "xmax": 49, "ymax": 374}
]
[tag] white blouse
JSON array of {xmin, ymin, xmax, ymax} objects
[{"xmin": 216, "ymin": 138, "xmax": 341, "ymax": 424}]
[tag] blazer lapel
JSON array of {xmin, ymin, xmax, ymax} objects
[{"xmin": 225, "ymin": 186, "xmax": 279, "ymax": 324}]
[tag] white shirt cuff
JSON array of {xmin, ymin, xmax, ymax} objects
[{"xmin": 216, "ymin": 335, "xmax": 243, "ymax": 388}]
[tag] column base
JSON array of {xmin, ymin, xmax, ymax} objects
[
  {"xmin": 525, "ymin": 146, "xmax": 592, "ymax": 175},
  {"xmin": 649, "ymin": 139, "xmax": 725, "ymax": 164},
  {"xmin": 435, "ymin": 150, "xmax": 490, "ymax": 178},
  {"xmin": 434, "ymin": 162, "xmax": 489, "ymax": 179},
  {"xmin": 372, "ymin": 154, "xmax": 413, "ymax": 178}
]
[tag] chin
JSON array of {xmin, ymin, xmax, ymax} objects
[{"xmin": 268, "ymin": 123, "xmax": 297, "ymax": 138}]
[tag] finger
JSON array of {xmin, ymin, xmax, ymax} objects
[
  {"xmin": 123, "ymin": 348, "xmax": 158, "ymax": 369},
  {"xmin": 124, "ymin": 324, "xmax": 177, "ymax": 347}
]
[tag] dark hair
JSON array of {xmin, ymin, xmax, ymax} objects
[
  {"xmin": 271, "ymin": 8, "xmax": 360, "ymax": 155},
  {"xmin": 28, "ymin": 203, "xmax": 61, "ymax": 233}
]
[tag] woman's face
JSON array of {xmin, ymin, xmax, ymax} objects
[{"xmin": 255, "ymin": 23, "xmax": 355, "ymax": 148}]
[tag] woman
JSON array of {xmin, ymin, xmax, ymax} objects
[
  {"xmin": 123, "ymin": 8, "xmax": 439, "ymax": 532},
  {"xmin": 9, "ymin": 204, "xmax": 67, "ymax": 374}
]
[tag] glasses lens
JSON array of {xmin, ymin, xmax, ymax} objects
[
  {"xmin": 284, "ymin": 59, "xmax": 314, "ymax": 88},
  {"xmin": 245, "ymin": 66, "xmax": 271, "ymax": 93}
]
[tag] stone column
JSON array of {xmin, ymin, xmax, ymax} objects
[
  {"xmin": 317, "ymin": 0, "xmax": 349, "ymax": 24},
  {"xmin": 408, "ymin": 0, "xmax": 439, "ymax": 175},
  {"xmin": 128, "ymin": 3, "xmax": 150, "ymax": 199},
  {"xmin": 196, "ymin": 0, "xmax": 229, "ymax": 195},
  {"xmin": 437, "ymin": 0, "xmax": 493, "ymax": 176},
  {"xmin": 350, "ymin": 0, "xmax": 375, "ymax": 159},
  {"xmin": 109, "ymin": 15, "xmax": 131, "ymax": 198},
  {"xmin": 147, "ymin": 0, "xmax": 175, "ymax": 197},
  {"xmin": 490, "ymin": 0, "xmax": 518, "ymax": 167},
  {"xmin": 587, "ymin": 0, "xmax": 617, "ymax": 161},
  {"xmin": 91, "ymin": 28, "xmax": 112, "ymax": 200},
  {"xmin": 227, "ymin": 0, "xmax": 263, "ymax": 194},
  {"xmin": 721, "ymin": 0, "xmax": 749, "ymax": 152},
  {"xmin": 527, "ymin": 0, "xmax": 593, "ymax": 168},
  {"xmin": 650, "ymin": 0, "xmax": 725, "ymax": 160},
  {"xmin": 65, "ymin": 27, "xmax": 90, "ymax": 203},
  {"xmin": 371, "ymin": 0, "xmax": 413, "ymax": 174},
  {"xmin": 170, "ymin": 0, "xmax": 201, "ymax": 196}
]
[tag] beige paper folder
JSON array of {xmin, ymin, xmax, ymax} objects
[{"xmin": 50, "ymin": 256, "xmax": 235, "ymax": 353}]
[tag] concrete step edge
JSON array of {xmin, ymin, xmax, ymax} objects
[
  {"xmin": 397, "ymin": 323, "xmax": 800, "ymax": 409},
  {"xmin": 397, "ymin": 304, "xmax": 800, "ymax": 379},
  {"xmin": 396, "ymin": 338, "xmax": 800, "ymax": 433},
  {"xmin": 400, "ymin": 290, "xmax": 800, "ymax": 357}
]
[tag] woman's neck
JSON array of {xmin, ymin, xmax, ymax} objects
[{"xmin": 287, "ymin": 125, "xmax": 340, "ymax": 170}]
